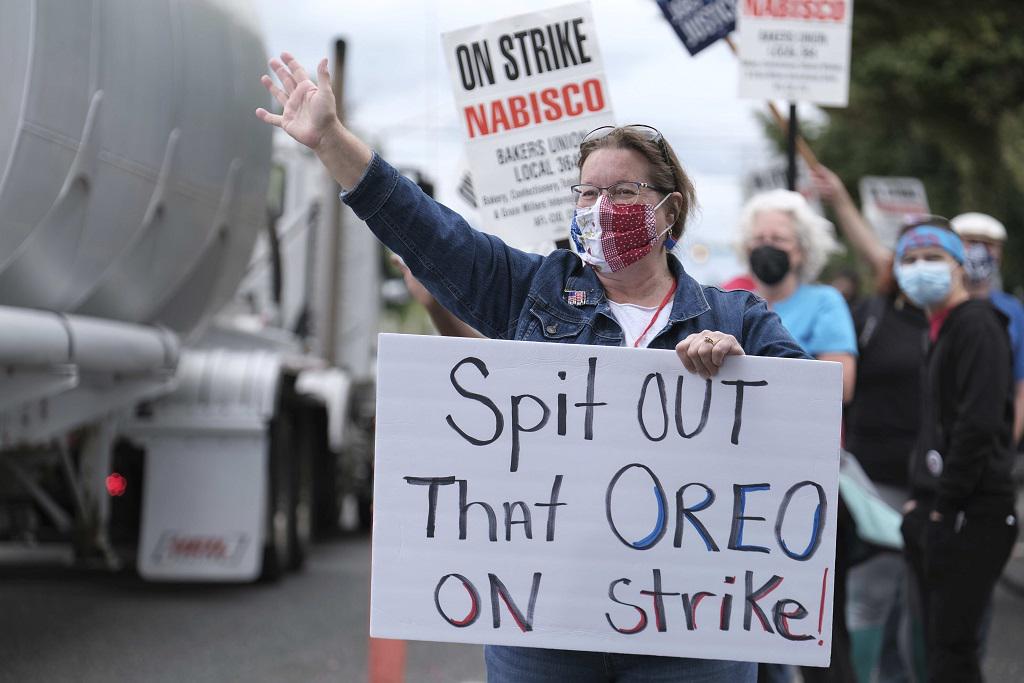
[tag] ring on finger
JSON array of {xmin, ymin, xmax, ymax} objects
[{"xmin": 703, "ymin": 335, "xmax": 718, "ymax": 347}]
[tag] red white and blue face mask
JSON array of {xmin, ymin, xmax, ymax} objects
[{"xmin": 569, "ymin": 194, "xmax": 674, "ymax": 273}]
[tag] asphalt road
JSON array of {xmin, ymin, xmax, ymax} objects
[
  {"xmin": 1, "ymin": 534, "xmax": 1022, "ymax": 683},
  {"xmin": 0, "ymin": 535, "xmax": 484, "ymax": 683}
]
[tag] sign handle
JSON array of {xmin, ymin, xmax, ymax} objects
[
  {"xmin": 786, "ymin": 103, "xmax": 798, "ymax": 191},
  {"xmin": 368, "ymin": 637, "xmax": 406, "ymax": 683},
  {"xmin": 368, "ymin": 500, "xmax": 407, "ymax": 683}
]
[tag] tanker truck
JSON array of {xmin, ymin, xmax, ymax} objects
[{"xmin": 0, "ymin": 0, "xmax": 381, "ymax": 581}]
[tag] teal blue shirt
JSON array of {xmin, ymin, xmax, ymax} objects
[{"xmin": 773, "ymin": 284, "xmax": 858, "ymax": 357}]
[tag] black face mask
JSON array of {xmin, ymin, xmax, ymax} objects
[{"xmin": 749, "ymin": 245, "xmax": 791, "ymax": 285}]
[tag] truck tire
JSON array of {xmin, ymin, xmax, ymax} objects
[
  {"xmin": 311, "ymin": 406, "xmax": 341, "ymax": 538},
  {"xmin": 288, "ymin": 402, "xmax": 319, "ymax": 570},
  {"xmin": 260, "ymin": 411, "xmax": 294, "ymax": 581}
]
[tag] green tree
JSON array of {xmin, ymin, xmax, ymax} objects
[{"xmin": 801, "ymin": 0, "xmax": 1024, "ymax": 288}]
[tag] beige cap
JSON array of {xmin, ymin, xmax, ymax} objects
[{"xmin": 951, "ymin": 212, "xmax": 1007, "ymax": 242}]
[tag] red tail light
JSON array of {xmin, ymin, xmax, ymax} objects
[{"xmin": 106, "ymin": 472, "xmax": 127, "ymax": 497}]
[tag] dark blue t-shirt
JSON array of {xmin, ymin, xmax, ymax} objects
[{"xmin": 990, "ymin": 290, "xmax": 1024, "ymax": 382}]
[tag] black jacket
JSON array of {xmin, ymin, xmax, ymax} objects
[
  {"xmin": 846, "ymin": 294, "xmax": 928, "ymax": 486},
  {"xmin": 909, "ymin": 299, "xmax": 1016, "ymax": 514}
]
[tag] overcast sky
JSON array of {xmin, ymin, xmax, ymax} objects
[{"xmin": 251, "ymin": 0, "xmax": 814, "ymax": 283}]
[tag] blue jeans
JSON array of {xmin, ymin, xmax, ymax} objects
[{"xmin": 485, "ymin": 645, "xmax": 756, "ymax": 682}]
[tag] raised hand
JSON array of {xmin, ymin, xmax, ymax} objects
[
  {"xmin": 256, "ymin": 53, "xmax": 339, "ymax": 152},
  {"xmin": 809, "ymin": 163, "xmax": 848, "ymax": 205},
  {"xmin": 255, "ymin": 51, "xmax": 372, "ymax": 189},
  {"xmin": 809, "ymin": 162, "xmax": 892, "ymax": 277}
]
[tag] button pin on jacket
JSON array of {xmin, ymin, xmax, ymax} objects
[{"xmin": 565, "ymin": 290, "xmax": 588, "ymax": 306}]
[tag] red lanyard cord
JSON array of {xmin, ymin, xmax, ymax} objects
[{"xmin": 633, "ymin": 280, "xmax": 678, "ymax": 348}]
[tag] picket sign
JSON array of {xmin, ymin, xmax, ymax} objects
[
  {"xmin": 441, "ymin": 2, "xmax": 615, "ymax": 250},
  {"xmin": 656, "ymin": 0, "xmax": 737, "ymax": 56},
  {"xmin": 859, "ymin": 176, "xmax": 930, "ymax": 249},
  {"xmin": 737, "ymin": 0, "xmax": 854, "ymax": 107},
  {"xmin": 370, "ymin": 333, "xmax": 842, "ymax": 667}
]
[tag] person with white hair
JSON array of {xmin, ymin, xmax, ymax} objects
[
  {"xmin": 952, "ymin": 212, "xmax": 1024, "ymax": 444},
  {"xmin": 737, "ymin": 189, "xmax": 858, "ymax": 403}
]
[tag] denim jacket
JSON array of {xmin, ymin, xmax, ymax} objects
[{"xmin": 343, "ymin": 153, "xmax": 807, "ymax": 358}]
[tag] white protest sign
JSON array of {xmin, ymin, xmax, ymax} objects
[
  {"xmin": 742, "ymin": 158, "xmax": 823, "ymax": 215},
  {"xmin": 370, "ymin": 334, "xmax": 842, "ymax": 667},
  {"xmin": 858, "ymin": 176, "xmax": 930, "ymax": 249},
  {"xmin": 737, "ymin": 0, "xmax": 854, "ymax": 106},
  {"xmin": 442, "ymin": 3, "xmax": 615, "ymax": 250}
]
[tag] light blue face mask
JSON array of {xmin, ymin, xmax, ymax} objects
[{"xmin": 894, "ymin": 260, "xmax": 953, "ymax": 307}]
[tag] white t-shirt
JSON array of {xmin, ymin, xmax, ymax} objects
[{"xmin": 608, "ymin": 300, "xmax": 673, "ymax": 348}]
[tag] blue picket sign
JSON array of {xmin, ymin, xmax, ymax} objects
[{"xmin": 655, "ymin": 0, "xmax": 736, "ymax": 56}]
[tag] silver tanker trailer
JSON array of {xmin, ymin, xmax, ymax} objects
[{"xmin": 0, "ymin": 0, "xmax": 380, "ymax": 581}]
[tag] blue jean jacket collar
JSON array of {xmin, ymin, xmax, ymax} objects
[
  {"xmin": 342, "ymin": 152, "xmax": 806, "ymax": 359},
  {"xmin": 559, "ymin": 254, "xmax": 710, "ymax": 324}
]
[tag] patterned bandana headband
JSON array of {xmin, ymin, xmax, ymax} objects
[{"xmin": 895, "ymin": 226, "xmax": 965, "ymax": 264}]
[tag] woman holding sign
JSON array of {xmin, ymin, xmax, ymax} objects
[{"xmin": 257, "ymin": 53, "xmax": 808, "ymax": 682}]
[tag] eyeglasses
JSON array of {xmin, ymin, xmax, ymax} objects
[
  {"xmin": 582, "ymin": 124, "xmax": 663, "ymax": 145},
  {"xmin": 750, "ymin": 234, "xmax": 798, "ymax": 249},
  {"xmin": 570, "ymin": 181, "xmax": 670, "ymax": 207},
  {"xmin": 581, "ymin": 124, "xmax": 674, "ymax": 173}
]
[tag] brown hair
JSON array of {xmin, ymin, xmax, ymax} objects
[
  {"xmin": 577, "ymin": 128, "xmax": 697, "ymax": 239},
  {"xmin": 897, "ymin": 215, "xmax": 954, "ymax": 238}
]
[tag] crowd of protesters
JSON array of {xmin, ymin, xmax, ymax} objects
[
  {"xmin": 722, "ymin": 172, "xmax": 1020, "ymax": 683},
  {"xmin": 257, "ymin": 53, "xmax": 1018, "ymax": 683}
]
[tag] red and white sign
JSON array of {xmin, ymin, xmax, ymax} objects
[
  {"xmin": 737, "ymin": 0, "xmax": 853, "ymax": 106},
  {"xmin": 858, "ymin": 176, "xmax": 930, "ymax": 249},
  {"xmin": 443, "ymin": 3, "xmax": 615, "ymax": 250}
]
